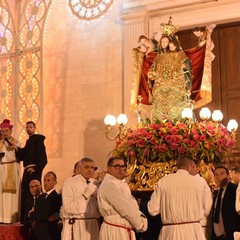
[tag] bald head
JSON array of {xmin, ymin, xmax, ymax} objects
[{"xmin": 177, "ymin": 155, "xmax": 196, "ymax": 173}]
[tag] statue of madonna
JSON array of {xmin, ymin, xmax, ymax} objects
[
  {"xmin": 149, "ymin": 35, "xmax": 192, "ymax": 121},
  {"xmin": 130, "ymin": 17, "xmax": 215, "ymax": 122}
]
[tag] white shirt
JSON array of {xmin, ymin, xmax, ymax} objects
[
  {"xmin": 97, "ymin": 173, "xmax": 146, "ymax": 240},
  {"xmin": 195, "ymin": 174, "xmax": 212, "ymax": 225},
  {"xmin": 236, "ymin": 182, "xmax": 240, "ymax": 213},
  {"xmin": 61, "ymin": 174, "xmax": 100, "ymax": 240},
  {"xmin": 213, "ymin": 186, "xmax": 227, "ymax": 237},
  {"xmin": 148, "ymin": 169, "xmax": 206, "ymax": 240}
]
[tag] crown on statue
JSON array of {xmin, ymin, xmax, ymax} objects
[{"xmin": 160, "ymin": 16, "xmax": 178, "ymax": 36}]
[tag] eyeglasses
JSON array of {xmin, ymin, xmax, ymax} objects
[
  {"xmin": 30, "ymin": 185, "xmax": 41, "ymax": 188},
  {"xmin": 109, "ymin": 164, "xmax": 127, "ymax": 170}
]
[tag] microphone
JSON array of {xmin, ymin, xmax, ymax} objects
[{"xmin": 4, "ymin": 137, "xmax": 12, "ymax": 146}]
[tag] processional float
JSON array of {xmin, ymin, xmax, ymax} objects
[{"xmin": 104, "ymin": 18, "xmax": 238, "ymax": 191}]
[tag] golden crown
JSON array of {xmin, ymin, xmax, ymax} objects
[{"xmin": 160, "ymin": 16, "xmax": 178, "ymax": 36}]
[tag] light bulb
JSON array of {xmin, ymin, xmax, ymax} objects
[
  {"xmin": 227, "ymin": 119, "xmax": 238, "ymax": 132},
  {"xmin": 181, "ymin": 108, "xmax": 193, "ymax": 119},
  {"xmin": 104, "ymin": 114, "xmax": 116, "ymax": 126},
  {"xmin": 199, "ymin": 107, "xmax": 211, "ymax": 120},
  {"xmin": 117, "ymin": 114, "xmax": 128, "ymax": 125},
  {"xmin": 212, "ymin": 110, "xmax": 223, "ymax": 122}
]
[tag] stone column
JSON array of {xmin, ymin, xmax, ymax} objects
[{"xmin": 120, "ymin": 10, "xmax": 150, "ymax": 125}]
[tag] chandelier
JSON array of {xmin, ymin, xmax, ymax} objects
[{"xmin": 103, "ymin": 114, "xmax": 128, "ymax": 141}]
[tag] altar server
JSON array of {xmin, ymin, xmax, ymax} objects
[
  {"xmin": 97, "ymin": 156, "xmax": 148, "ymax": 240},
  {"xmin": 61, "ymin": 157, "xmax": 100, "ymax": 240},
  {"xmin": 148, "ymin": 155, "xmax": 206, "ymax": 240}
]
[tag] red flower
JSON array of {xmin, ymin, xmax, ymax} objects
[
  {"xmin": 170, "ymin": 127, "xmax": 179, "ymax": 135},
  {"xmin": 200, "ymin": 134, "xmax": 207, "ymax": 141},
  {"xmin": 193, "ymin": 134, "xmax": 200, "ymax": 140},
  {"xmin": 159, "ymin": 144, "xmax": 168, "ymax": 152},
  {"xmin": 165, "ymin": 135, "xmax": 172, "ymax": 143},
  {"xmin": 113, "ymin": 119, "xmax": 234, "ymax": 165},
  {"xmin": 190, "ymin": 140, "xmax": 197, "ymax": 148},
  {"xmin": 170, "ymin": 142, "xmax": 179, "ymax": 150},
  {"xmin": 128, "ymin": 139, "xmax": 135, "ymax": 146},
  {"xmin": 128, "ymin": 149, "xmax": 136, "ymax": 157},
  {"xmin": 136, "ymin": 139, "xmax": 145, "ymax": 148}
]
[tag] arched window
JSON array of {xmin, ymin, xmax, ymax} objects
[{"xmin": 0, "ymin": 0, "xmax": 51, "ymax": 143}]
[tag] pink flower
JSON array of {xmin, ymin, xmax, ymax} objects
[
  {"xmin": 172, "ymin": 135, "xmax": 182, "ymax": 143},
  {"xmin": 178, "ymin": 146, "xmax": 187, "ymax": 154},
  {"xmin": 191, "ymin": 128, "xmax": 197, "ymax": 134},
  {"xmin": 113, "ymin": 119, "xmax": 235, "ymax": 165},
  {"xmin": 150, "ymin": 137, "xmax": 157, "ymax": 145},
  {"xmin": 190, "ymin": 140, "xmax": 197, "ymax": 148},
  {"xmin": 165, "ymin": 122, "xmax": 173, "ymax": 128},
  {"xmin": 153, "ymin": 145, "xmax": 160, "ymax": 153},
  {"xmin": 170, "ymin": 142, "xmax": 178, "ymax": 150},
  {"xmin": 128, "ymin": 139, "xmax": 135, "ymax": 146},
  {"xmin": 146, "ymin": 132, "xmax": 153, "ymax": 139},
  {"xmin": 177, "ymin": 122, "xmax": 187, "ymax": 130},
  {"xmin": 170, "ymin": 127, "xmax": 179, "ymax": 135},
  {"xmin": 159, "ymin": 144, "xmax": 168, "ymax": 152},
  {"xmin": 200, "ymin": 134, "xmax": 207, "ymax": 141},
  {"xmin": 159, "ymin": 130, "xmax": 167, "ymax": 137},
  {"xmin": 165, "ymin": 135, "xmax": 172, "ymax": 143},
  {"xmin": 137, "ymin": 139, "xmax": 145, "ymax": 148},
  {"xmin": 144, "ymin": 148, "xmax": 150, "ymax": 156},
  {"xmin": 139, "ymin": 128, "xmax": 148, "ymax": 137},
  {"xmin": 128, "ymin": 149, "xmax": 136, "ymax": 157},
  {"xmin": 217, "ymin": 138, "xmax": 226, "ymax": 146},
  {"xmin": 205, "ymin": 142, "xmax": 213, "ymax": 149},
  {"xmin": 226, "ymin": 139, "xmax": 234, "ymax": 147},
  {"xmin": 206, "ymin": 125, "xmax": 217, "ymax": 135},
  {"xmin": 193, "ymin": 134, "xmax": 200, "ymax": 140},
  {"xmin": 183, "ymin": 138, "xmax": 191, "ymax": 145}
]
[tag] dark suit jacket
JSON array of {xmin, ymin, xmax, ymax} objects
[
  {"xmin": 30, "ymin": 190, "xmax": 62, "ymax": 240},
  {"xmin": 24, "ymin": 196, "xmax": 35, "ymax": 227},
  {"xmin": 212, "ymin": 182, "xmax": 240, "ymax": 240},
  {"xmin": 24, "ymin": 196, "xmax": 40, "ymax": 240}
]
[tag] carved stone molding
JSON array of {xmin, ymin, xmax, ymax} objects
[{"xmin": 121, "ymin": 0, "xmax": 240, "ymax": 28}]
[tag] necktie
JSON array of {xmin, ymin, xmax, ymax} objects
[
  {"xmin": 213, "ymin": 188, "xmax": 224, "ymax": 223},
  {"xmin": 42, "ymin": 193, "xmax": 48, "ymax": 199}
]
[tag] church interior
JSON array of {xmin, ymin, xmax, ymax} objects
[
  {"xmin": 0, "ymin": 1, "xmax": 240, "ymax": 238},
  {"xmin": 1, "ymin": 0, "xmax": 239, "ymax": 190}
]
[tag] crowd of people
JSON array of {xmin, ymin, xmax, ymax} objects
[
  {"xmin": 0, "ymin": 119, "xmax": 47, "ymax": 224},
  {"xmin": 1, "ymin": 119, "xmax": 240, "ymax": 240}
]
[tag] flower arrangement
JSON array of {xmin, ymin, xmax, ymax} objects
[{"xmin": 113, "ymin": 119, "xmax": 234, "ymax": 165}]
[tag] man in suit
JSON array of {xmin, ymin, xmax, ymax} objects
[
  {"xmin": 29, "ymin": 171, "xmax": 61, "ymax": 240},
  {"xmin": 212, "ymin": 166, "xmax": 240, "ymax": 240},
  {"xmin": 24, "ymin": 179, "xmax": 42, "ymax": 240}
]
